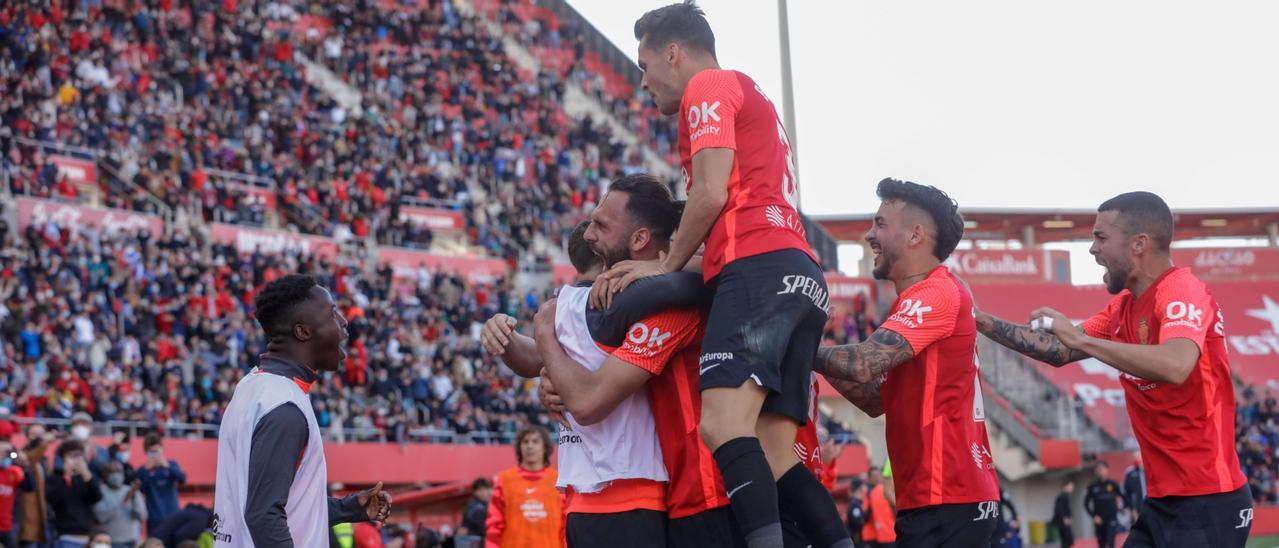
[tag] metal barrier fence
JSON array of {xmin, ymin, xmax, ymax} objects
[{"xmin": 7, "ymin": 416, "xmax": 521, "ymax": 445}]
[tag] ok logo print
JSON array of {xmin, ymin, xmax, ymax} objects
[{"xmin": 687, "ymin": 101, "xmax": 721, "ymax": 129}]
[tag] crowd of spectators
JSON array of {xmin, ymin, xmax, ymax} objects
[
  {"xmin": 1238, "ymin": 385, "xmax": 1279, "ymax": 505},
  {"xmin": 0, "ymin": 200, "xmax": 555, "ymax": 444},
  {"xmin": 0, "ymin": 0, "xmax": 668, "ymax": 262}
]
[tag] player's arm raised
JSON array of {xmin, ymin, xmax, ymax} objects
[
  {"xmin": 1031, "ymin": 308, "xmax": 1200, "ymax": 385},
  {"xmin": 813, "ymin": 328, "xmax": 916, "ymax": 418},
  {"xmin": 975, "ymin": 310, "xmax": 1089, "ymax": 367},
  {"xmin": 533, "ymin": 301, "xmax": 653, "ymax": 425}
]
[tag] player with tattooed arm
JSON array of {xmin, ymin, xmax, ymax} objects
[
  {"xmin": 973, "ymin": 191, "xmax": 1250, "ymax": 547},
  {"xmin": 813, "ymin": 179, "xmax": 1000, "ymax": 547}
]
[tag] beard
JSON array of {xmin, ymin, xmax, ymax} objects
[
  {"xmin": 872, "ymin": 248, "xmax": 895, "ymax": 280},
  {"xmin": 593, "ymin": 241, "xmax": 632, "ymax": 269},
  {"xmin": 1104, "ymin": 262, "xmax": 1131, "ymax": 294}
]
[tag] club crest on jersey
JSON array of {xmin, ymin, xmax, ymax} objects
[{"xmin": 1138, "ymin": 318, "xmax": 1150, "ymax": 345}]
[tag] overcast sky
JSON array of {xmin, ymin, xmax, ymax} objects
[{"xmin": 568, "ymin": 0, "xmax": 1279, "ymax": 278}]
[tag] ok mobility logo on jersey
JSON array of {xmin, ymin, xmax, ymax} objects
[
  {"xmin": 622, "ymin": 322, "xmax": 673, "ymax": 358},
  {"xmin": 687, "ymin": 101, "xmax": 722, "ymax": 142},
  {"xmin": 888, "ymin": 298, "xmax": 933, "ymax": 328},
  {"xmin": 1161, "ymin": 301, "xmax": 1205, "ymax": 331}
]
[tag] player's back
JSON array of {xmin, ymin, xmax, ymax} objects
[
  {"xmin": 879, "ymin": 267, "xmax": 999, "ymax": 510},
  {"xmin": 677, "ymin": 68, "xmax": 814, "ymax": 280}
]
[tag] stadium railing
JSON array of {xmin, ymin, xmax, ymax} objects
[
  {"xmin": 7, "ymin": 416, "xmax": 520, "ymax": 446},
  {"xmin": 11, "ymin": 136, "xmax": 173, "ymax": 221},
  {"xmin": 978, "ymin": 338, "xmax": 1127, "ymax": 454}
]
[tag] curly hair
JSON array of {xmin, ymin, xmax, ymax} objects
[
  {"xmin": 513, "ymin": 426, "xmax": 553, "ymax": 467},
  {"xmin": 252, "ymin": 274, "xmax": 320, "ymax": 337},
  {"xmin": 634, "ymin": 1, "xmax": 716, "ymax": 59},
  {"xmin": 876, "ymin": 178, "xmax": 965, "ymax": 262}
]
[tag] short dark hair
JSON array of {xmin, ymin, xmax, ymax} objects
[
  {"xmin": 253, "ymin": 274, "xmax": 320, "ymax": 337},
  {"xmin": 567, "ymin": 220, "xmax": 599, "ymax": 275},
  {"xmin": 471, "ymin": 477, "xmax": 492, "ymax": 491},
  {"xmin": 608, "ymin": 174, "xmax": 680, "ymax": 243},
  {"xmin": 1098, "ymin": 191, "xmax": 1174, "ymax": 252},
  {"xmin": 57, "ymin": 439, "xmax": 84, "ymax": 460},
  {"xmin": 876, "ymin": 178, "xmax": 965, "ymax": 261},
  {"xmin": 514, "ymin": 426, "xmax": 553, "ymax": 467},
  {"xmin": 144, "ymin": 432, "xmax": 163, "ymax": 450},
  {"xmin": 634, "ymin": 1, "xmax": 716, "ymax": 59}
]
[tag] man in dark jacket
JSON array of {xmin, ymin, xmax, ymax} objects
[
  {"xmin": 1122, "ymin": 455, "xmax": 1146, "ymax": 521},
  {"xmin": 1085, "ymin": 462, "xmax": 1123, "ymax": 548},
  {"xmin": 46, "ymin": 440, "xmax": 103, "ymax": 545},
  {"xmin": 459, "ymin": 477, "xmax": 492, "ymax": 545},
  {"xmin": 1051, "ymin": 481, "xmax": 1074, "ymax": 548}
]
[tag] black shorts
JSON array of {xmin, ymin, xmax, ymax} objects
[
  {"xmin": 1123, "ymin": 484, "xmax": 1252, "ymax": 548},
  {"xmin": 699, "ymin": 248, "xmax": 828, "ymax": 423},
  {"xmin": 566, "ymin": 509, "xmax": 667, "ymax": 548},
  {"xmin": 895, "ymin": 501, "xmax": 1000, "ymax": 548},
  {"xmin": 667, "ymin": 506, "xmax": 747, "ymax": 548}
]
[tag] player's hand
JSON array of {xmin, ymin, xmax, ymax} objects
[
  {"xmin": 539, "ymin": 370, "xmax": 570, "ymax": 429},
  {"xmin": 481, "ymin": 314, "xmax": 518, "ymax": 355},
  {"xmin": 534, "ymin": 299, "xmax": 557, "ymax": 341},
  {"xmin": 357, "ymin": 481, "xmax": 392, "ymax": 522},
  {"xmin": 1029, "ymin": 307, "xmax": 1085, "ymax": 348},
  {"xmin": 593, "ymin": 258, "xmax": 667, "ymax": 309},
  {"xmin": 1093, "ymin": 515, "xmax": 1102, "ymax": 525}
]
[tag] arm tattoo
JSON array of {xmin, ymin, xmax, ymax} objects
[
  {"xmin": 814, "ymin": 329, "xmax": 915, "ymax": 384},
  {"xmin": 978, "ymin": 316, "xmax": 1089, "ymax": 366},
  {"xmin": 825, "ymin": 376, "xmax": 884, "ymax": 418}
]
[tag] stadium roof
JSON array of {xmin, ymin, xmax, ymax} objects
[{"xmin": 812, "ymin": 207, "xmax": 1279, "ymax": 244}]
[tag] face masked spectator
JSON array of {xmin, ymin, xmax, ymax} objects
[{"xmin": 93, "ymin": 461, "xmax": 146, "ymax": 548}]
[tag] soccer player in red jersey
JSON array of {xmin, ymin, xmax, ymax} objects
[
  {"xmin": 975, "ymin": 191, "xmax": 1252, "ymax": 547},
  {"xmin": 813, "ymin": 179, "xmax": 1001, "ymax": 546},
  {"xmin": 538, "ymin": 175, "xmax": 833, "ymax": 547},
  {"xmin": 596, "ymin": 5, "xmax": 846, "ymax": 547}
]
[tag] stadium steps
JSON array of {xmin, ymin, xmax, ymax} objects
[
  {"xmin": 455, "ymin": 0, "xmax": 679, "ymax": 181},
  {"xmin": 978, "ymin": 338, "xmax": 1126, "ymax": 455},
  {"xmin": 297, "ymin": 54, "xmax": 364, "ymax": 118}
]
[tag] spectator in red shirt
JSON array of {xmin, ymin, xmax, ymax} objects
[{"xmin": 0, "ymin": 423, "xmax": 32, "ymax": 547}]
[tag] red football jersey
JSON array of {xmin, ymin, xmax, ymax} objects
[
  {"xmin": 792, "ymin": 374, "xmax": 824, "ymax": 478},
  {"xmin": 1080, "ymin": 267, "xmax": 1245, "ymax": 498},
  {"xmin": 678, "ymin": 69, "xmax": 816, "ymax": 281},
  {"xmin": 613, "ymin": 308, "xmax": 729, "ymax": 519},
  {"xmin": 878, "ymin": 267, "xmax": 999, "ymax": 511}
]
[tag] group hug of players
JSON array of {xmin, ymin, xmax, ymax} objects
[{"xmin": 478, "ymin": 3, "xmax": 1254, "ymax": 547}]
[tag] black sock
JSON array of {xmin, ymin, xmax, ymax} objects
[
  {"xmin": 777, "ymin": 463, "xmax": 853, "ymax": 548},
  {"xmin": 713, "ymin": 437, "xmax": 783, "ymax": 548}
]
